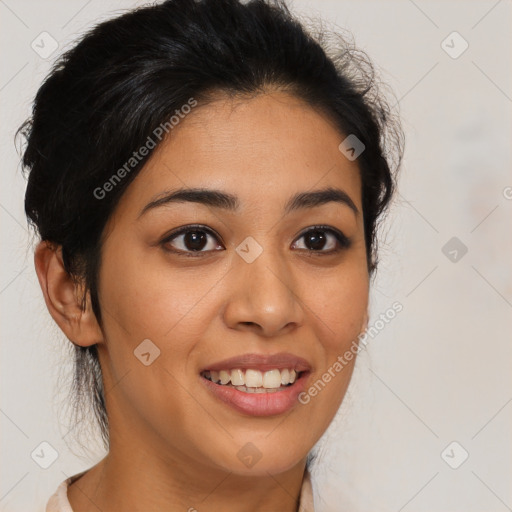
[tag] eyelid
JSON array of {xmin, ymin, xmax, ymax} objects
[{"xmin": 161, "ymin": 224, "xmax": 223, "ymax": 243}]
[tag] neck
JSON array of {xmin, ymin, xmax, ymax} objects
[{"xmin": 67, "ymin": 432, "xmax": 308, "ymax": 512}]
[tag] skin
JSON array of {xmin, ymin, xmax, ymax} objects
[{"xmin": 35, "ymin": 90, "xmax": 369, "ymax": 511}]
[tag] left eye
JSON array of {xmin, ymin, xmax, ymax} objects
[{"xmin": 292, "ymin": 227, "xmax": 350, "ymax": 253}]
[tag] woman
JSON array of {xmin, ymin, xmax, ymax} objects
[{"xmin": 17, "ymin": 0, "xmax": 403, "ymax": 510}]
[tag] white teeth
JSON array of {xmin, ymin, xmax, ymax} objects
[
  {"xmin": 244, "ymin": 369, "xmax": 263, "ymax": 388},
  {"xmin": 263, "ymin": 369, "xmax": 282, "ymax": 389},
  {"xmin": 204, "ymin": 367, "xmax": 302, "ymax": 389},
  {"xmin": 219, "ymin": 370, "xmax": 231, "ymax": 385},
  {"xmin": 235, "ymin": 385, "xmax": 281, "ymax": 393},
  {"xmin": 231, "ymin": 369, "xmax": 244, "ymax": 386}
]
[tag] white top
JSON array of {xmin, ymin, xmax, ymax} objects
[{"xmin": 46, "ymin": 467, "xmax": 315, "ymax": 511}]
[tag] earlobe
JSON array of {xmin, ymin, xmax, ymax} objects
[{"xmin": 34, "ymin": 241, "xmax": 103, "ymax": 347}]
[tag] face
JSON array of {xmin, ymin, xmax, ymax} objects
[{"xmin": 93, "ymin": 91, "xmax": 369, "ymax": 476}]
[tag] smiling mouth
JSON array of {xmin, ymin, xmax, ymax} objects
[{"xmin": 200, "ymin": 368, "xmax": 303, "ymax": 394}]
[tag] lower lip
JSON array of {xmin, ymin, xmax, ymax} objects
[{"xmin": 200, "ymin": 373, "xmax": 309, "ymax": 417}]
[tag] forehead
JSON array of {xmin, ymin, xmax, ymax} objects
[{"xmin": 116, "ymin": 91, "xmax": 362, "ymax": 216}]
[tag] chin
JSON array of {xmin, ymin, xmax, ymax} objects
[{"xmin": 203, "ymin": 434, "xmax": 311, "ymax": 477}]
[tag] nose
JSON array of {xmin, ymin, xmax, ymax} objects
[{"xmin": 222, "ymin": 244, "xmax": 305, "ymax": 338}]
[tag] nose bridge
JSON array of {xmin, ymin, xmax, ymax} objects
[{"xmin": 223, "ymin": 235, "xmax": 303, "ymax": 336}]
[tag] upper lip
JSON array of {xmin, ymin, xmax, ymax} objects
[{"xmin": 201, "ymin": 352, "xmax": 312, "ymax": 373}]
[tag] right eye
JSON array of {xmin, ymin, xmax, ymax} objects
[{"xmin": 160, "ymin": 225, "xmax": 225, "ymax": 257}]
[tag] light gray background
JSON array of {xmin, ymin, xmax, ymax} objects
[{"xmin": 1, "ymin": 1, "xmax": 511, "ymax": 511}]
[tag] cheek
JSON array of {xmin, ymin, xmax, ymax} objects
[
  {"xmin": 95, "ymin": 247, "xmax": 223, "ymax": 442},
  {"xmin": 300, "ymin": 261, "xmax": 368, "ymax": 416},
  {"xmin": 98, "ymin": 241, "xmax": 223, "ymax": 339},
  {"xmin": 96, "ymin": 242, "xmax": 230, "ymax": 409},
  {"xmin": 309, "ymin": 265, "xmax": 369, "ymax": 351}
]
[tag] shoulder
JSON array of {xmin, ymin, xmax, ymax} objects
[
  {"xmin": 45, "ymin": 471, "xmax": 87, "ymax": 512},
  {"xmin": 298, "ymin": 467, "xmax": 316, "ymax": 512}
]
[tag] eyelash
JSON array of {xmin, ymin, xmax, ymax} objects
[{"xmin": 160, "ymin": 224, "xmax": 351, "ymax": 258}]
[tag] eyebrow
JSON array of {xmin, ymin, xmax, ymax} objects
[{"xmin": 137, "ymin": 186, "xmax": 359, "ymax": 219}]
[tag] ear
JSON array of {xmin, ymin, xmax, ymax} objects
[{"xmin": 34, "ymin": 241, "xmax": 104, "ymax": 347}]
